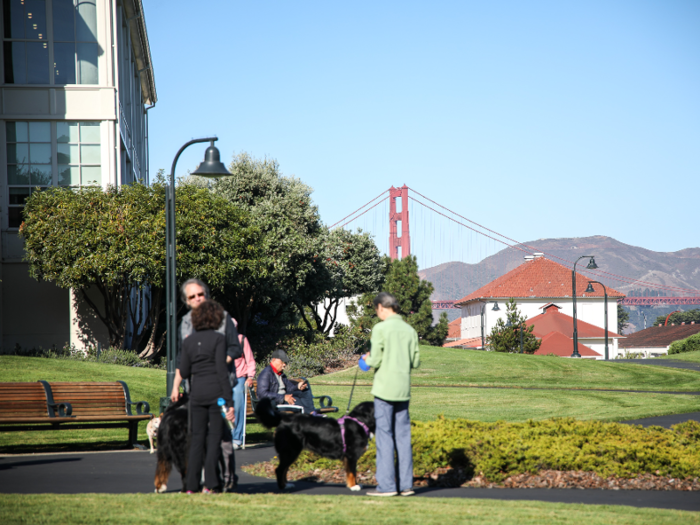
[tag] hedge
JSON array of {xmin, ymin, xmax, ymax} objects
[
  {"xmin": 290, "ymin": 417, "xmax": 700, "ymax": 483},
  {"xmin": 668, "ymin": 333, "xmax": 700, "ymax": 355}
]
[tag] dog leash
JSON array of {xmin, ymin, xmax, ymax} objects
[{"xmin": 345, "ymin": 368, "xmax": 360, "ymax": 415}]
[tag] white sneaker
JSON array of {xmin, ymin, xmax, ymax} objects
[
  {"xmin": 366, "ymin": 490, "xmax": 397, "ymax": 497},
  {"xmin": 233, "ymin": 443, "xmax": 241, "ymax": 450}
]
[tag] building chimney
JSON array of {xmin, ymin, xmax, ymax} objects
[
  {"xmin": 533, "ymin": 253, "xmax": 544, "ymax": 258},
  {"xmin": 681, "ymin": 322, "xmax": 686, "ymax": 325},
  {"xmin": 524, "ymin": 255, "xmax": 535, "ymax": 262}
]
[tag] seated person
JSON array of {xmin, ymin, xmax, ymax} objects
[{"xmin": 257, "ymin": 349, "xmax": 315, "ymax": 414}]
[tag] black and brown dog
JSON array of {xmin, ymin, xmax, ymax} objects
[
  {"xmin": 153, "ymin": 394, "xmax": 189, "ymax": 493},
  {"xmin": 255, "ymin": 397, "xmax": 375, "ymax": 491}
]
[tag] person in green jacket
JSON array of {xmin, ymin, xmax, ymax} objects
[{"xmin": 361, "ymin": 292, "xmax": 420, "ymax": 496}]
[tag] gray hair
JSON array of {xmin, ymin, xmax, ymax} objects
[
  {"xmin": 373, "ymin": 292, "xmax": 399, "ymax": 312},
  {"xmin": 180, "ymin": 278, "xmax": 211, "ymax": 306}
]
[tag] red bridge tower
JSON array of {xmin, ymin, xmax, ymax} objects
[{"xmin": 389, "ymin": 185, "xmax": 410, "ymax": 260}]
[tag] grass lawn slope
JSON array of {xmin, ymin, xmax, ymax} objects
[
  {"xmin": 660, "ymin": 351, "xmax": 700, "ymax": 364},
  {"xmin": 1, "ymin": 494, "xmax": 699, "ymax": 525},
  {"xmin": 313, "ymin": 347, "xmax": 700, "ymax": 391}
]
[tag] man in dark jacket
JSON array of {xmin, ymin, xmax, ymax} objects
[{"xmin": 257, "ymin": 349, "xmax": 315, "ymax": 414}]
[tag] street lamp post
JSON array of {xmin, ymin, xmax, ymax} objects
[
  {"xmin": 586, "ymin": 281, "xmax": 608, "ymax": 360},
  {"xmin": 572, "ymin": 255, "xmax": 598, "ymax": 358},
  {"xmin": 161, "ymin": 138, "xmax": 232, "ymax": 415}
]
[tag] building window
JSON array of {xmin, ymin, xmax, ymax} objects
[
  {"xmin": 53, "ymin": 0, "xmax": 98, "ymax": 84},
  {"xmin": 6, "ymin": 120, "xmax": 101, "ymax": 228},
  {"xmin": 2, "ymin": 0, "xmax": 50, "ymax": 84},
  {"xmin": 57, "ymin": 121, "xmax": 101, "ymax": 186},
  {"xmin": 2, "ymin": 0, "xmax": 98, "ymax": 85}
]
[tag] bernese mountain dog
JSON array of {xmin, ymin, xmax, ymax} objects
[{"xmin": 255, "ymin": 398, "xmax": 375, "ymax": 491}]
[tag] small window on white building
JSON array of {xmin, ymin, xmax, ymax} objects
[{"xmin": 6, "ymin": 121, "xmax": 102, "ymax": 228}]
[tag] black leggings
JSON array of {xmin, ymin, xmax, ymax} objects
[{"xmin": 186, "ymin": 402, "xmax": 224, "ymax": 492}]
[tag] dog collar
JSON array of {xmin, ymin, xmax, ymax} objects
[{"xmin": 337, "ymin": 416, "xmax": 370, "ymax": 453}]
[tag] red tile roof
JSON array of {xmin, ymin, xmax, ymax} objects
[
  {"xmin": 534, "ymin": 330, "xmax": 601, "ymax": 357},
  {"xmin": 455, "ymin": 257, "xmax": 624, "ymax": 305},
  {"xmin": 527, "ymin": 305, "xmax": 622, "ymax": 339},
  {"xmin": 618, "ymin": 324, "xmax": 700, "ymax": 349},
  {"xmin": 443, "ymin": 337, "xmax": 482, "ymax": 348},
  {"xmin": 448, "ymin": 318, "xmax": 461, "ymax": 339}
]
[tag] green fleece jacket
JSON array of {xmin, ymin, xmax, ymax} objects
[{"xmin": 365, "ymin": 313, "xmax": 420, "ymax": 402}]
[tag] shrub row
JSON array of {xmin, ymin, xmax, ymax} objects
[
  {"xmin": 291, "ymin": 417, "xmax": 700, "ymax": 482},
  {"xmin": 668, "ymin": 333, "xmax": 700, "ymax": 355},
  {"xmin": 255, "ymin": 324, "xmax": 367, "ymax": 378},
  {"xmin": 5, "ymin": 344, "xmax": 165, "ymax": 369}
]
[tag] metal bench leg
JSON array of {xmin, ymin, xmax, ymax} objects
[{"xmin": 128, "ymin": 421, "xmax": 146, "ymax": 450}]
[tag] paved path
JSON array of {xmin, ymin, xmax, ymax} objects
[
  {"xmin": 2, "ymin": 409, "xmax": 700, "ymax": 513},
  {"xmin": 611, "ymin": 359, "xmax": 700, "ymax": 372}
]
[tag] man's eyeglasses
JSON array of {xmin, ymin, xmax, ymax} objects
[{"xmin": 187, "ymin": 292, "xmax": 205, "ymax": 300}]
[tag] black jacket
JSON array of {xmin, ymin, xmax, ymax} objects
[
  {"xmin": 179, "ymin": 330, "xmax": 234, "ymax": 407},
  {"xmin": 257, "ymin": 365, "xmax": 301, "ymax": 405}
]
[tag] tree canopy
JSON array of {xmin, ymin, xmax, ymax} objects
[
  {"xmin": 20, "ymin": 181, "xmax": 259, "ymax": 352},
  {"xmin": 349, "ymin": 255, "xmax": 449, "ymax": 346},
  {"xmin": 486, "ymin": 298, "xmax": 541, "ymax": 353},
  {"xmin": 653, "ymin": 309, "xmax": 700, "ymax": 327}
]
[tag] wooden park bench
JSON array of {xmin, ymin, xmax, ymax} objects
[
  {"xmin": 0, "ymin": 381, "xmax": 153, "ymax": 448},
  {"xmin": 241, "ymin": 377, "xmax": 338, "ymax": 448}
]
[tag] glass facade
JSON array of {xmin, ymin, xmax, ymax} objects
[
  {"xmin": 3, "ymin": 0, "xmax": 98, "ymax": 85},
  {"xmin": 6, "ymin": 121, "xmax": 102, "ymax": 228}
]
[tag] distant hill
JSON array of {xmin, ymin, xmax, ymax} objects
[{"xmin": 419, "ymin": 235, "xmax": 700, "ymax": 302}]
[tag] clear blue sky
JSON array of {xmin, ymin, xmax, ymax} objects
[{"xmin": 144, "ymin": 0, "xmax": 699, "ymax": 266}]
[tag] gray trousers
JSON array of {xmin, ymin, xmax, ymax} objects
[{"xmin": 374, "ymin": 397, "xmax": 413, "ymax": 493}]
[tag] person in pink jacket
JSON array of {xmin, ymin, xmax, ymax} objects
[{"xmin": 232, "ymin": 333, "xmax": 256, "ymax": 448}]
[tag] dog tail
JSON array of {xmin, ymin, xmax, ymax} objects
[{"xmin": 255, "ymin": 398, "xmax": 283, "ymax": 428}]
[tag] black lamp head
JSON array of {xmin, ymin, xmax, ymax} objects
[
  {"xmin": 492, "ymin": 301, "xmax": 500, "ymax": 311},
  {"xmin": 586, "ymin": 257, "xmax": 598, "ymax": 270},
  {"xmin": 191, "ymin": 141, "xmax": 230, "ymax": 178},
  {"xmin": 585, "ymin": 282, "xmax": 595, "ymax": 293}
]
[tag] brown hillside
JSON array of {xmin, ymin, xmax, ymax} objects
[{"xmin": 419, "ymin": 236, "xmax": 700, "ymax": 302}]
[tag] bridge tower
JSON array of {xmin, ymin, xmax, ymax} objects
[{"xmin": 389, "ymin": 185, "xmax": 410, "ymax": 260}]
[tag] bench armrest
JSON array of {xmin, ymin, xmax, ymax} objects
[
  {"xmin": 313, "ymin": 395, "xmax": 334, "ymax": 409},
  {"xmin": 127, "ymin": 400, "xmax": 151, "ymax": 415},
  {"xmin": 48, "ymin": 401, "xmax": 72, "ymax": 417}
]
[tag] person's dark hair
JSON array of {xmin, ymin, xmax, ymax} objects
[
  {"xmin": 373, "ymin": 292, "xmax": 399, "ymax": 312},
  {"xmin": 191, "ymin": 300, "xmax": 224, "ymax": 331},
  {"xmin": 180, "ymin": 278, "xmax": 211, "ymax": 306}
]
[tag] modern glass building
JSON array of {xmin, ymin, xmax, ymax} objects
[{"xmin": 0, "ymin": 0, "xmax": 156, "ymax": 350}]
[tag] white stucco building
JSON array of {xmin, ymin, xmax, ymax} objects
[
  {"xmin": 454, "ymin": 255, "xmax": 626, "ymax": 359},
  {"xmin": 0, "ymin": 0, "xmax": 156, "ymax": 351}
]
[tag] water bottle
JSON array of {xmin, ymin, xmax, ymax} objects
[{"xmin": 217, "ymin": 398, "xmax": 234, "ymax": 431}]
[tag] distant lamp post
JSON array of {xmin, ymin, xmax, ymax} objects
[
  {"xmin": 481, "ymin": 301, "xmax": 501, "ymax": 350},
  {"xmin": 586, "ymin": 281, "xmax": 609, "ymax": 360},
  {"xmin": 162, "ymin": 138, "xmax": 231, "ymax": 414},
  {"xmin": 572, "ymin": 256, "xmax": 598, "ymax": 358}
]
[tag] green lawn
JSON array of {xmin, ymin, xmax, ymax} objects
[
  {"xmin": 313, "ymin": 346, "xmax": 700, "ymax": 391},
  {"xmin": 3, "ymin": 350, "xmax": 700, "ymax": 453},
  {"xmin": 660, "ymin": 351, "xmax": 700, "ymax": 363},
  {"xmin": 1, "ymin": 494, "xmax": 698, "ymax": 525},
  {"xmin": 316, "ymin": 385, "xmax": 700, "ymax": 423},
  {"xmin": 0, "ymin": 356, "xmax": 270, "ymax": 452}
]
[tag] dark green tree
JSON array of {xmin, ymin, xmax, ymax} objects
[
  {"xmin": 618, "ymin": 304, "xmax": 630, "ymax": 334},
  {"xmin": 349, "ymin": 255, "xmax": 448, "ymax": 346},
  {"xmin": 653, "ymin": 309, "xmax": 700, "ymax": 327},
  {"xmin": 20, "ymin": 181, "xmax": 258, "ymax": 353},
  {"xmin": 486, "ymin": 298, "xmax": 541, "ymax": 354}
]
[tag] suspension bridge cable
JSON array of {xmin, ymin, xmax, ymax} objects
[
  {"xmin": 407, "ymin": 187, "xmax": 700, "ymax": 296},
  {"xmin": 335, "ymin": 195, "xmax": 390, "ymax": 231},
  {"xmin": 329, "ymin": 189, "xmax": 390, "ymax": 229}
]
